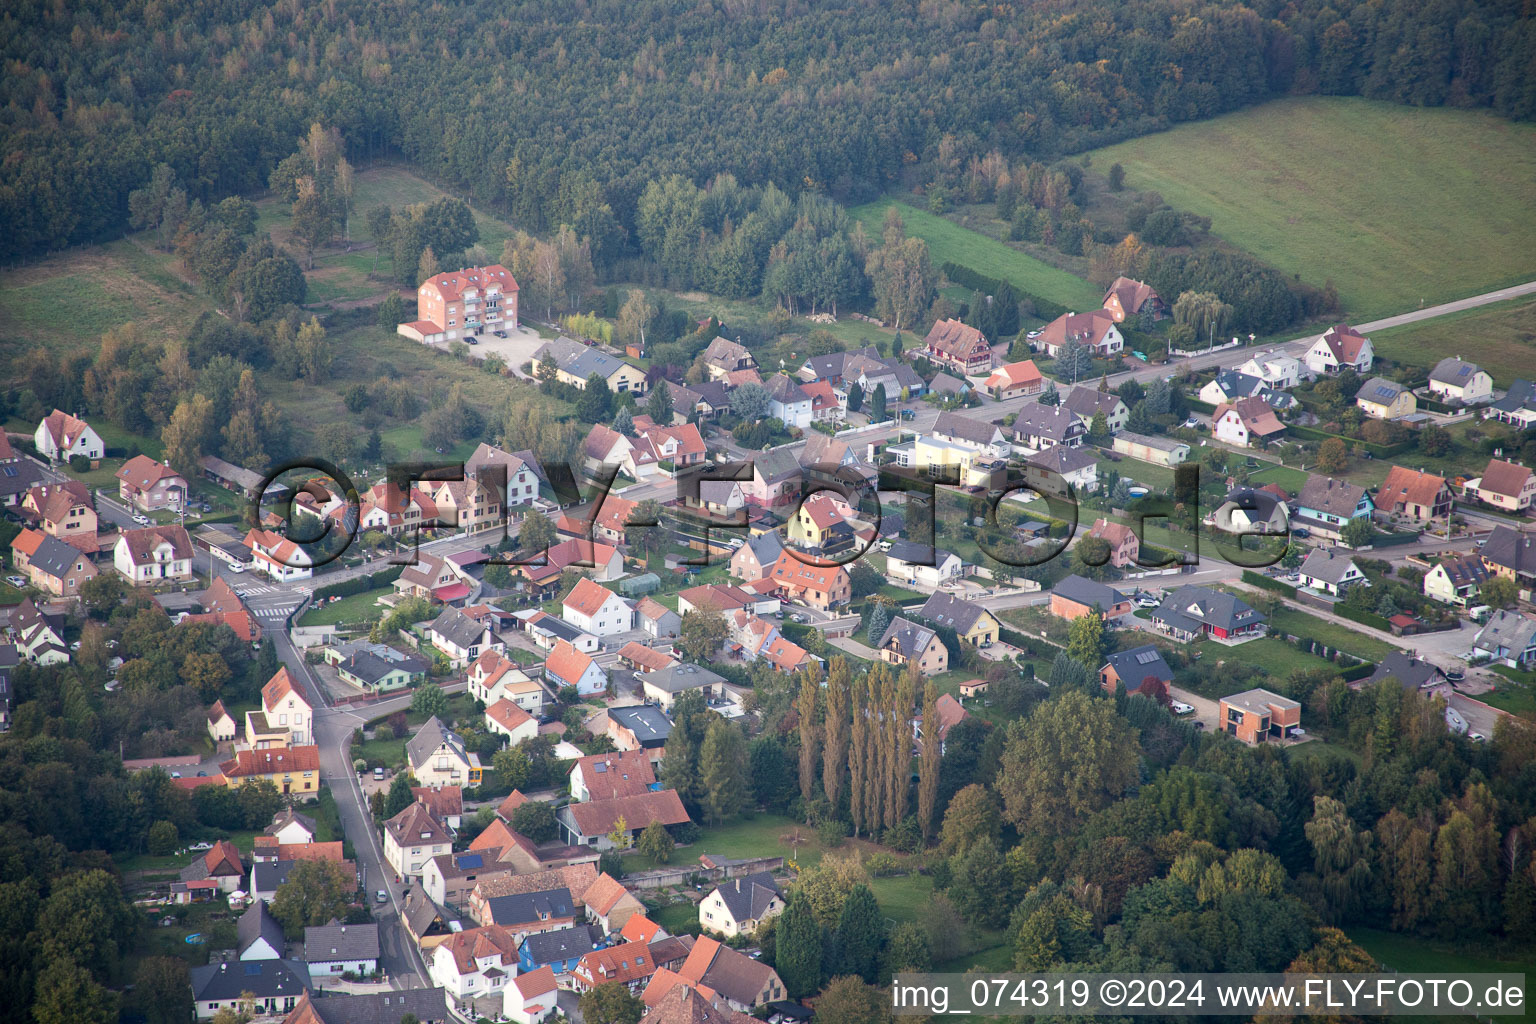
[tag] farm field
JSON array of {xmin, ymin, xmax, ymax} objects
[
  {"xmin": 848, "ymin": 200, "xmax": 1104, "ymax": 312},
  {"xmin": 1090, "ymin": 98, "xmax": 1536, "ymax": 321},
  {"xmin": 1366, "ymin": 295, "xmax": 1536, "ymax": 388}
]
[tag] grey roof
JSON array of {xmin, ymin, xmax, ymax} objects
[
  {"xmin": 336, "ymin": 648, "xmax": 426, "ymax": 686},
  {"xmin": 1367, "ymin": 652, "xmax": 1443, "ymax": 691},
  {"xmin": 529, "ymin": 615, "xmax": 591, "ymax": 644},
  {"xmin": 933, "ymin": 411, "xmax": 1003, "ymax": 447},
  {"xmin": 1297, "ymin": 475, "xmax": 1371, "ymax": 519},
  {"xmin": 238, "ymin": 900, "xmax": 286, "ymax": 957},
  {"xmin": 878, "ymin": 617, "xmax": 938, "ymax": 659},
  {"xmin": 0, "ymin": 458, "xmax": 42, "ymax": 500},
  {"xmin": 753, "ymin": 448, "xmax": 802, "ymax": 485},
  {"xmin": 251, "ymin": 860, "xmax": 300, "ymax": 893},
  {"xmin": 1300, "ymin": 548, "xmax": 1359, "ymax": 585},
  {"xmin": 1436, "ymin": 553, "xmax": 1490, "ymax": 589},
  {"xmin": 26, "ymin": 534, "xmax": 90, "ymax": 580},
  {"xmin": 1053, "ymin": 574, "xmax": 1127, "ymax": 611},
  {"xmin": 1115, "ymin": 430, "xmax": 1187, "ymax": 453},
  {"xmin": 1216, "ymin": 487, "xmax": 1287, "ymax": 528},
  {"xmin": 267, "ymin": 808, "xmax": 317, "ymax": 836},
  {"xmin": 918, "ymin": 592, "xmax": 990, "ymax": 633},
  {"xmin": 704, "ymin": 336, "xmax": 756, "ymax": 369},
  {"xmin": 402, "ymin": 891, "xmax": 456, "ymax": 938},
  {"xmin": 1474, "ymin": 610, "xmax": 1536, "ymax": 656},
  {"xmin": 1222, "ymin": 687, "xmax": 1299, "ymax": 715},
  {"xmin": 886, "ymin": 539, "xmax": 956, "ymax": 566},
  {"xmin": 609, "ymin": 704, "xmax": 674, "ymax": 745},
  {"xmin": 519, "ymin": 924, "xmax": 602, "ymax": 966},
  {"xmin": 406, "ymin": 716, "xmax": 469, "ymax": 773},
  {"xmin": 429, "ymin": 607, "xmax": 487, "ymax": 650},
  {"xmin": 199, "ymin": 454, "xmax": 265, "ymax": 492},
  {"xmin": 1013, "ymin": 403, "xmax": 1085, "ymax": 443},
  {"xmin": 801, "ymin": 347, "xmax": 880, "ymax": 381},
  {"xmin": 1153, "ymin": 585, "xmax": 1266, "ymax": 634},
  {"xmin": 713, "ymin": 872, "xmax": 780, "ymax": 923},
  {"xmin": 1208, "ymin": 370, "xmax": 1264, "ymax": 400},
  {"xmin": 304, "ymin": 921, "xmax": 381, "ymax": 963},
  {"xmin": 190, "ymin": 960, "xmax": 309, "ymax": 1003},
  {"xmin": 485, "ymin": 887, "xmax": 573, "ymax": 926},
  {"xmin": 298, "ymin": 987, "xmax": 450, "ymax": 1024},
  {"xmin": 1490, "ymin": 379, "xmax": 1536, "ymax": 414},
  {"xmin": 1429, "ymin": 357, "xmax": 1481, "ymax": 385},
  {"xmin": 692, "ymin": 380, "xmax": 732, "ymax": 409},
  {"xmin": 1359, "ymin": 377, "xmax": 1408, "ymax": 402},
  {"xmin": 1102, "ymin": 645, "xmax": 1173, "ymax": 689},
  {"xmin": 928, "ymin": 372, "xmax": 968, "ymax": 394},
  {"xmin": 1062, "ymin": 388, "xmax": 1125, "ymax": 419},
  {"xmin": 699, "ymin": 479, "xmax": 742, "ymax": 504},
  {"xmin": 537, "ymin": 337, "xmax": 636, "ymax": 383},
  {"xmin": 764, "ymin": 373, "xmax": 809, "ymax": 405},
  {"xmin": 643, "ymin": 662, "xmax": 725, "ymax": 693},
  {"xmin": 1480, "ymin": 526, "xmax": 1536, "ymax": 578},
  {"xmin": 1025, "ymin": 445, "xmax": 1097, "ymax": 474},
  {"xmin": 743, "ymin": 531, "xmax": 784, "ymax": 565}
]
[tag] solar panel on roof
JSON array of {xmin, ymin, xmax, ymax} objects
[
  {"xmin": 458, "ymin": 854, "xmax": 484, "ymax": 869},
  {"xmin": 245, "ymin": 964, "xmax": 262, "ymax": 975},
  {"xmin": 1134, "ymin": 650, "xmax": 1159, "ymax": 664}
]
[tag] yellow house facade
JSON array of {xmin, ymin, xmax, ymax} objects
[{"xmin": 1355, "ymin": 378, "xmax": 1416, "ymax": 420}]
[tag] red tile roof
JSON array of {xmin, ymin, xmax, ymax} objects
[
  {"xmin": 486, "ymin": 698, "xmax": 535, "ymax": 734},
  {"xmin": 421, "ymin": 264, "xmax": 519, "ymax": 302},
  {"xmin": 565, "ymin": 790, "xmax": 689, "ymax": 837},
  {"xmin": 985, "ymin": 360, "xmax": 1042, "ymax": 390},
  {"xmin": 545, "ymin": 639, "xmax": 597, "ymax": 687},
  {"xmin": 221, "ymin": 745, "xmax": 321, "ymax": 778},
  {"xmin": 116, "ymin": 454, "xmax": 184, "ymax": 488},
  {"xmin": 573, "ymin": 749, "xmax": 656, "ymax": 800},
  {"xmin": 1378, "ymin": 466, "xmax": 1448, "ymax": 511},
  {"xmin": 1479, "ymin": 458, "xmax": 1532, "ymax": 500},
  {"xmin": 924, "ymin": 318, "xmax": 989, "ymax": 359},
  {"xmin": 564, "ymin": 577, "xmax": 621, "ymax": 619},
  {"xmin": 262, "ymin": 667, "xmax": 301, "ymax": 711}
]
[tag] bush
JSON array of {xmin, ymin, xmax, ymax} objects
[
  {"xmin": 147, "ymin": 820, "xmax": 179, "ymax": 856},
  {"xmin": 816, "ymin": 819, "xmax": 849, "ymax": 847},
  {"xmin": 669, "ymin": 821, "xmax": 702, "ymax": 845},
  {"xmin": 865, "ymin": 851, "xmax": 901, "ymax": 877}
]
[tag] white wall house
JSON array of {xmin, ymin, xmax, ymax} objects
[
  {"xmin": 560, "ymin": 578, "xmax": 634, "ymax": 638},
  {"xmin": 35, "ymin": 410, "xmax": 104, "ymax": 461},
  {"xmin": 1237, "ymin": 352, "xmax": 1301, "ymax": 390},
  {"xmin": 1428, "ymin": 357, "xmax": 1494, "ymax": 405},
  {"xmin": 885, "ymin": 542, "xmax": 964, "ymax": 589}
]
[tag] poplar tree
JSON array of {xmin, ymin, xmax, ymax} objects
[
  {"xmin": 892, "ymin": 660, "xmax": 919, "ymax": 826},
  {"xmin": 881, "ymin": 665, "xmax": 902, "ymax": 830},
  {"xmin": 848, "ymin": 671, "xmax": 870, "ymax": 836},
  {"xmin": 796, "ymin": 668, "xmax": 820, "ymax": 806},
  {"xmin": 865, "ymin": 662, "xmax": 890, "ymax": 830},
  {"xmin": 917, "ymin": 679, "xmax": 941, "ymax": 841},
  {"xmin": 698, "ymin": 718, "xmax": 747, "ymax": 825},
  {"xmin": 822, "ymin": 656, "xmax": 851, "ymax": 810}
]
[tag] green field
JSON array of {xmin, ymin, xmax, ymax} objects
[
  {"xmin": 1091, "ymin": 98, "xmax": 1536, "ymax": 320},
  {"xmin": 298, "ymin": 586, "xmax": 395, "ymax": 627},
  {"xmin": 622, "ymin": 813, "xmax": 838, "ymax": 873},
  {"xmin": 1367, "ymin": 296, "xmax": 1536, "ymax": 388},
  {"xmin": 1350, "ymin": 926, "xmax": 1534, "ymax": 980},
  {"xmin": 1212, "ymin": 635, "xmax": 1342, "ymax": 680},
  {"xmin": 1262, "ymin": 603, "xmax": 1397, "ymax": 662},
  {"xmin": 848, "ymin": 200, "xmax": 1104, "ymax": 312}
]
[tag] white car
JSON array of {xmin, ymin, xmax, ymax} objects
[
  {"xmin": 1026, "ymin": 330, "xmax": 1042, "ymax": 340},
  {"xmin": 1170, "ymin": 701, "xmax": 1195, "ymax": 716},
  {"xmin": 4, "ymin": 575, "xmax": 25, "ymax": 588},
  {"xmin": 1469, "ymin": 732, "xmax": 1487, "ymax": 743},
  {"xmin": 1135, "ymin": 594, "xmax": 1159, "ymax": 608},
  {"xmin": 228, "ymin": 563, "xmax": 246, "ymax": 574},
  {"xmin": 132, "ymin": 514, "xmax": 150, "ymax": 526}
]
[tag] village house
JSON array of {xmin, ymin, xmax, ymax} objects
[
  {"xmin": 876, "ymin": 617, "xmax": 948, "ymax": 675},
  {"xmin": 1050, "ymin": 575, "xmax": 1131, "ymax": 622},
  {"xmin": 1101, "ymin": 276, "xmax": 1166, "ymax": 322},
  {"xmin": 765, "ymin": 551, "xmax": 850, "ymax": 609},
  {"xmin": 1304, "ymin": 324, "xmax": 1374, "ymax": 375},
  {"xmin": 22, "ymin": 481, "xmax": 97, "ymax": 553},
  {"xmin": 398, "ymin": 264, "xmax": 518, "ymax": 344},
  {"xmin": 323, "ymin": 639, "xmax": 429, "ymax": 694},
  {"xmin": 699, "ymin": 873, "xmax": 783, "ymax": 939},
  {"xmin": 206, "ymin": 700, "xmax": 236, "ymax": 744},
  {"xmin": 602, "ymin": 704, "xmax": 678, "ymax": 753},
  {"xmin": 1423, "ymin": 552, "xmax": 1490, "ymax": 607},
  {"xmin": 385, "ymin": 800, "xmax": 455, "ymax": 880},
  {"xmin": 245, "ymin": 528, "xmax": 314, "ymax": 582},
  {"xmin": 394, "ymin": 553, "xmax": 471, "ymax": 603},
  {"xmin": 983, "ymin": 359, "xmax": 1044, "ymax": 399},
  {"xmin": 114, "ymin": 523, "xmax": 195, "ymax": 583},
  {"xmin": 355, "ymin": 482, "xmax": 441, "ymax": 538},
  {"xmin": 1037, "ymin": 309, "xmax": 1123, "ymax": 360},
  {"xmin": 641, "ymin": 662, "xmax": 731, "ymax": 711},
  {"xmin": 1200, "ymin": 369, "xmax": 1268, "ymax": 407},
  {"xmin": 729, "ymin": 532, "xmax": 784, "ymax": 582},
  {"xmin": 1212, "ymin": 397, "xmax": 1287, "ymax": 447},
  {"xmin": 1063, "ymin": 387, "xmax": 1129, "ymax": 434},
  {"xmin": 917, "ymin": 592, "xmax": 999, "ymax": 647},
  {"xmin": 785, "ymin": 492, "xmax": 857, "ymax": 553},
  {"xmin": 1480, "ymin": 526, "xmax": 1536, "ymax": 592},
  {"xmin": 467, "ymin": 650, "xmax": 544, "ymax": 711},
  {"xmin": 571, "ymin": 941, "xmax": 656, "ymax": 995},
  {"xmin": 430, "ymin": 475, "xmax": 503, "ymax": 531},
  {"xmin": 544, "ymin": 639, "xmax": 609, "ymax": 697},
  {"xmin": 428, "ymin": 607, "xmax": 500, "ymax": 665},
  {"xmin": 1428, "ymin": 357, "xmax": 1493, "ymax": 404},
  {"xmin": 485, "ymin": 699, "xmax": 538, "ymax": 746},
  {"xmin": 669, "ymin": 936, "xmax": 787, "ymax": 1012},
  {"xmin": 1012, "ymin": 402, "xmax": 1086, "ymax": 453},
  {"xmin": 884, "ymin": 540, "xmax": 964, "ymax": 589},
  {"xmin": 1366, "ymin": 652, "xmax": 1447, "ymax": 695},
  {"xmin": 220, "ymin": 746, "xmax": 321, "ymax": 796},
  {"xmin": 1293, "ymin": 475, "xmax": 1374, "ymax": 541},
  {"xmin": 635, "ymin": 597, "xmax": 682, "ymax": 639},
  {"xmin": 1112, "ymin": 431, "xmax": 1190, "ymax": 467},
  {"xmin": 1467, "ymin": 458, "xmax": 1535, "ymax": 513},
  {"xmin": 1088, "ymin": 518, "xmax": 1140, "ymax": 568},
  {"xmin": 535, "ymin": 336, "xmax": 647, "ymax": 395},
  {"xmin": 429, "ymin": 925, "xmax": 522, "ymax": 1003},
  {"xmin": 702, "ymin": 337, "xmax": 758, "ymax": 379},
  {"xmin": 116, "ymin": 455, "xmax": 188, "ymax": 511},
  {"xmin": 763, "ymin": 373, "xmax": 813, "ymax": 430},
  {"xmin": 1152, "ymin": 585, "xmax": 1267, "ymax": 642},
  {"xmin": 246, "ymin": 667, "xmax": 312, "ymax": 746},
  {"xmin": 478, "ymin": 884, "xmax": 577, "ymax": 935},
  {"xmin": 742, "ymin": 448, "xmax": 802, "ymax": 509},
  {"xmin": 562, "ymin": 578, "xmax": 633, "ymax": 637},
  {"xmin": 10, "ymin": 598, "xmax": 68, "ymax": 665},
  {"xmin": 1236, "ymin": 351, "xmax": 1302, "ymax": 390},
  {"xmin": 557, "ymin": 790, "xmax": 691, "ymax": 850},
  {"xmin": 913, "ymin": 692, "xmax": 969, "ymax": 755},
  {"xmin": 1298, "ymin": 548, "xmax": 1366, "ymax": 595},
  {"xmin": 10, "ymin": 529, "xmax": 96, "ymax": 598},
  {"xmin": 519, "ymin": 926, "xmax": 605, "ymax": 978},
  {"xmin": 642, "ymin": 986, "xmax": 756, "ymax": 1024},
  {"xmin": 1472, "ymin": 610, "xmax": 1536, "ymax": 668},
  {"xmin": 1023, "ymin": 445, "xmax": 1099, "ymax": 495},
  {"xmin": 408, "ymin": 716, "xmax": 484, "ymax": 789},
  {"xmin": 570, "ymin": 749, "xmax": 658, "ymax": 802},
  {"xmin": 303, "ymin": 922, "xmax": 381, "ymax": 980},
  {"xmin": 1219, "ymin": 688, "xmax": 1302, "ymax": 744},
  {"xmin": 932, "ymin": 411, "xmax": 1011, "ymax": 459},
  {"xmin": 503, "ymin": 965, "xmax": 559, "ymax": 1024},
  {"xmin": 35, "ymin": 409, "xmax": 103, "ymax": 462},
  {"xmin": 1099, "ymin": 645, "xmax": 1173, "ymax": 697},
  {"xmin": 922, "ymin": 319, "xmax": 994, "ymax": 376},
  {"xmin": 617, "ymin": 640, "xmax": 678, "ymax": 676},
  {"xmin": 583, "ymin": 872, "xmax": 646, "ymax": 933},
  {"xmin": 179, "ymin": 839, "xmax": 246, "ymax": 893},
  {"xmin": 465, "ymin": 443, "xmax": 543, "ymax": 509},
  {"xmin": 190, "ymin": 959, "xmax": 308, "ymax": 1020},
  {"xmin": 1355, "ymin": 377, "xmax": 1417, "ymax": 420},
  {"xmin": 1486, "ymin": 379, "xmax": 1536, "ymax": 429},
  {"xmin": 1376, "ymin": 466, "xmax": 1453, "ymax": 523}
]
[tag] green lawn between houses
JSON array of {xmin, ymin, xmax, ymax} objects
[
  {"xmin": 1089, "ymin": 97, "xmax": 1536, "ymax": 321},
  {"xmin": 297, "ymin": 585, "xmax": 396, "ymax": 627}
]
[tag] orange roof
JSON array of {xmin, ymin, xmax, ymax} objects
[
  {"xmin": 513, "ymin": 965, "xmax": 557, "ymax": 1000},
  {"xmin": 221, "ymin": 745, "xmax": 320, "ymax": 777},
  {"xmin": 577, "ymin": 940, "xmax": 655, "ymax": 988},
  {"xmin": 621, "ymin": 915, "xmax": 662, "ymax": 944},
  {"xmin": 421, "ymin": 264, "xmax": 519, "ymax": 302},
  {"xmin": 496, "ymin": 790, "xmax": 529, "ymax": 820},
  {"xmin": 40, "ymin": 409, "xmax": 93, "ymax": 450},
  {"xmin": 801, "ymin": 379, "xmax": 837, "ymax": 412},
  {"xmin": 1089, "ymin": 517, "xmax": 1137, "ymax": 547},
  {"xmin": 924, "ymin": 318, "xmax": 989, "ymax": 359},
  {"xmin": 273, "ymin": 840, "xmax": 345, "ymax": 863},
  {"xmin": 545, "ymin": 639, "xmax": 596, "ymax": 687},
  {"xmin": 172, "ymin": 773, "xmax": 227, "ymax": 790},
  {"xmin": 617, "ymin": 641, "xmax": 677, "ymax": 674},
  {"xmin": 594, "ymin": 496, "xmax": 639, "ymax": 536},
  {"xmin": 767, "ymin": 550, "xmax": 849, "ymax": 597},
  {"xmin": 116, "ymin": 454, "xmax": 184, "ymax": 488},
  {"xmin": 1378, "ymin": 466, "xmax": 1448, "ymax": 510},
  {"xmin": 1320, "ymin": 324, "xmax": 1370, "ymax": 363},
  {"xmin": 573, "ymin": 749, "xmax": 656, "ymax": 800},
  {"xmin": 11, "ymin": 528, "xmax": 44, "ymax": 558},
  {"xmin": 582, "ymin": 872, "xmax": 633, "ymax": 916},
  {"xmin": 642, "ymin": 968, "xmax": 716, "ymax": 1009},
  {"xmin": 758, "ymin": 633, "xmax": 809, "ymax": 673},
  {"xmin": 486, "ymin": 698, "xmax": 535, "ymax": 733},
  {"xmin": 262, "ymin": 667, "xmax": 301, "ymax": 711},
  {"xmin": 1038, "ymin": 310, "xmax": 1116, "ymax": 351},
  {"xmin": 412, "ymin": 785, "xmax": 463, "ymax": 820},
  {"xmin": 1479, "ymin": 458, "xmax": 1533, "ymax": 500},
  {"xmin": 798, "ymin": 492, "xmax": 852, "ymax": 531},
  {"xmin": 564, "ymin": 577, "xmax": 622, "ymax": 619},
  {"xmin": 470, "ymin": 818, "xmax": 520, "ymax": 852},
  {"xmin": 985, "ymin": 360, "xmax": 1042, "ymax": 389},
  {"xmin": 440, "ymin": 925, "xmax": 520, "ymax": 976}
]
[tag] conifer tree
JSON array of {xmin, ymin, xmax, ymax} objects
[
  {"xmin": 848, "ymin": 671, "xmax": 870, "ymax": 836},
  {"xmin": 822, "ymin": 656, "xmax": 851, "ymax": 810}
]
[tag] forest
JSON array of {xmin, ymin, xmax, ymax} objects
[{"xmin": 2, "ymin": 0, "xmax": 1534, "ymax": 264}]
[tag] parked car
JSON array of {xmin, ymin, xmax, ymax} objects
[
  {"xmin": 376, "ymin": 890, "xmax": 389, "ymax": 903},
  {"xmin": 133, "ymin": 514, "xmax": 150, "ymax": 526},
  {"xmin": 373, "ymin": 767, "xmax": 386, "ymax": 780},
  {"xmin": 1291, "ymin": 527, "xmax": 1310, "ymax": 539},
  {"xmin": 465, "ymin": 336, "xmax": 478, "ymax": 345},
  {"xmin": 1135, "ymin": 593, "xmax": 1159, "ymax": 608},
  {"xmin": 1469, "ymin": 732, "xmax": 1487, "ymax": 743},
  {"xmin": 1170, "ymin": 701, "xmax": 1195, "ymax": 716},
  {"xmin": 228, "ymin": 563, "xmax": 246, "ymax": 574},
  {"xmin": 493, "ymin": 330, "xmax": 508, "ymax": 338},
  {"xmin": 1026, "ymin": 330, "xmax": 1042, "ymax": 340},
  {"xmin": 4, "ymin": 575, "xmax": 25, "ymax": 588}
]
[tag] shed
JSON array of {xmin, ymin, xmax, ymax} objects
[{"xmin": 619, "ymin": 572, "xmax": 661, "ymax": 597}]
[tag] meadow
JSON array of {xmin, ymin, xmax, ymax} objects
[
  {"xmin": 1366, "ymin": 295, "xmax": 1536, "ymax": 388},
  {"xmin": 1090, "ymin": 97, "xmax": 1536, "ymax": 321},
  {"xmin": 848, "ymin": 200, "xmax": 1105, "ymax": 312}
]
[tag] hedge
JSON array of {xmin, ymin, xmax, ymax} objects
[
  {"xmin": 1284, "ymin": 423, "xmax": 1414, "ymax": 459},
  {"xmin": 1241, "ymin": 570, "xmax": 1296, "ymax": 596},
  {"xmin": 941, "ymin": 262, "xmax": 1068, "ymax": 324},
  {"xmin": 1186, "ymin": 398, "xmax": 1217, "ymax": 415},
  {"xmin": 1341, "ymin": 661, "xmax": 1379, "ymax": 681},
  {"xmin": 315, "ymin": 565, "xmax": 405, "ymax": 602},
  {"xmin": 1333, "ymin": 604, "xmax": 1392, "ymax": 632}
]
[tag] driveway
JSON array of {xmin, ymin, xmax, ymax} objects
[{"xmin": 1168, "ymin": 684, "xmax": 1220, "ymax": 732}]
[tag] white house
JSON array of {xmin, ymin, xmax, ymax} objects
[
  {"xmin": 485, "ymin": 698, "xmax": 539, "ymax": 746},
  {"xmin": 407, "ymin": 716, "xmax": 483, "ymax": 790},
  {"xmin": 1304, "ymin": 324, "xmax": 1374, "ymax": 375},
  {"xmin": 430, "ymin": 926, "xmax": 521, "ymax": 1003},
  {"xmin": 384, "ymin": 801, "xmax": 454, "ymax": 880},
  {"xmin": 1212, "ymin": 397, "xmax": 1286, "ymax": 449},
  {"xmin": 428, "ymin": 607, "xmax": 501, "ymax": 666},
  {"xmin": 1236, "ymin": 352, "xmax": 1301, "ymax": 390},
  {"xmin": 247, "ymin": 667, "xmax": 312, "ymax": 747},
  {"xmin": 468, "ymin": 650, "xmax": 545, "ymax": 713},
  {"xmin": 265, "ymin": 808, "xmax": 316, "ymax": 846},
  {"xmin": 561, "ymin": 578, "xmax": 633, "ymax": 638},
  {"xmin": 698, "ymin": 873, "xmax": 784, "ymax": 939},
  {"xmin": 244, "ymin": 528, "xmax": 313, "ymax": 582},
  {"xmin": 237, "ymin": 902, "xmax": 285, "ymax": 961},
  {"xmin": 35, "ymin": 410, "xmax": 103, "ymax": 462},
  {"xmin": 764, "ymin": 374, "xmax": 813, "ymax": 430},
  {"xmin": 504, "ymin": 965, "xmax": 559, "ymax": 1024},
  {"xmin": 1298, "ymin": 548, "xmax": 1366, "ymax": 596},
  {"xmin": 1428, "ymin": 357, "xmax": 1493, "ymax": 405},
  {"xmin": 885, "ymin": 540, "xmax": 964, "ymax": 589},
  {"xmin": 544, "ymin": 639, "xmax": 608, "ymax": 697},
  {"xmin": 303, "ymin": 922, "xmax": 380, "ymax": 979},
  {"xmin": 114, "ymin": 525, "xmax": 195, "ymax": 583}
]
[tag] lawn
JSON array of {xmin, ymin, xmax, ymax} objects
[
  {"xmin": 1481, "ymin": 672, "xmax": 1536, "ymax": 720},
  {"xmin": 1090, "ymin": 97, "xmax": 1536, "ymax": 321},
  {"xmin": 622, "ymin": 813, "xmax": 836, "ymax": 873},
  {"xmin": 1245, "ymin": 460, "xmax": 1311, "ymax": 496},
  {"xmin": 1349, "ymin": 926, "xmax": 1533, "ymax": 976},
  {"xmin": 1367, "ymin": 295, "xmax": 1536, "ymax": 389},
  {"xmin": 1207, "ymin": 635, "xmax": 1341, "ymax": 681},
  {"xmin": 847, "ymin": 200, "xmax": 1104, "ymax": 311},
  {"xmin": 298, "ymin": 585, "xmax": 396, "ymax": 627},
  {"xmin": 1261, "ymin": 603, "xmax": 1396, "ymax": 663}
]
